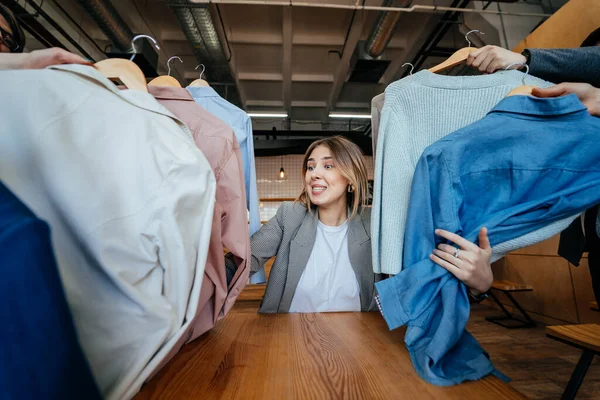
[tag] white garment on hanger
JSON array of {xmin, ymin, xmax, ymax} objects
[
  {"xmin": 0, "ymin": 65, "xmax": 216, "ymax": 400},
  {"xmin": 289, "ymin": 220, "xmax": 361, "ymax": 313}
]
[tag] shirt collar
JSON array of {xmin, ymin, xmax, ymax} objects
[
  {"xmin": 186, "ymin": 86, "xmax": 220, "ymax": 98},
  {"xmin": 47, "ymin": 64, "xmax": 194, "ymax": 140},
  {"xmin": 490, "ymin": 94, "xmax": 588, "ymax": 117},
  {"xmin": 148, "ymin": 85, "xmax": 195, "ymax": 102}
]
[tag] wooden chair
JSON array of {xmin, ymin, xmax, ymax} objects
[
  {"xmin": 485, "ymin": 280, "xmax": 536, "ymax": 329},
  {"xmin": 590, "ymin": 301, "xmax": 599, "ymax": 312},
  {"xmin": 546, "ymin": 324, "xmax": 600, "ymax": 400}
]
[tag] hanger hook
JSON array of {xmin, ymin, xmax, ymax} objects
[
  {"xmin": 402, "ymin": 62, "xmax": 414, "ymax": 75},
  {"xmin": 167, "ymin": 56, "xmax": 183, "ymax": 76},
  {"xmin": 505, "ymin": 62, "xmax": 529, "ymax": 85},
  {"xmin": 465, "ymin": 29, "xmax": 485, "ymax": 48},
  {"xmin": 195, "ymin": 64, "xmax": 206, "ymax": 80},
  {"xmin": 130, "ymin": 34, "xmax": 160, "ymax": 61}
]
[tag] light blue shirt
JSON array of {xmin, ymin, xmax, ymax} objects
[{"xmin": 187, "ymin": 86, "xmax": 265, "ymax": 283}]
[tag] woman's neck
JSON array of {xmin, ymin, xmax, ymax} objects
[{"xmin": 317, "ymin": 202, "xmax": 348, "ymax": 227}]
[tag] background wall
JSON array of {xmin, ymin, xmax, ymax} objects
[{"xmin": 256, "ymin": 154, "xmax": 374, "ymax": 222}]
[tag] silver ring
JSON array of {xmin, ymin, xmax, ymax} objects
[{"xmin": 454, "ymin": 248, "xmax": 461, "ymax": 259}]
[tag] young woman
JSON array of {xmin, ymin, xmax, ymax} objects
[{"xmin": 230, "ymin": 136, "xmax": 494, "ymax": 314}]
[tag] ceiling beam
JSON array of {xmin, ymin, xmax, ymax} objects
[
  {"xmin": 291, "ymin": 101, "xmax": 327, "ymax": 108},
  {"xmin": 209, "ymin": 4, "xmax": 249, "ymax": 108},
  {"xmin": 246, "ymin": 100, "xmax": 285, "ymax": 107},
  {"xmin": 291, "ymin": 73, "xmax": 333, "ymax": 82},
  {"xmin": 238, "ymin": 72, "xmax": 283, "ymax": 81},
  {"xmin": 379, "ymin": 14, "xmax": 438, "ymax": 85},
  {"xmin": 282, "ymin": 6, "xmax": 293, "ymax": 115},
  {"xmin": 335, "ymin": 102, "xmax": 370, "ymax": 109},
  {"xmin": 322, "ymin": 10, "xmax": 364, "ymax": 120}
]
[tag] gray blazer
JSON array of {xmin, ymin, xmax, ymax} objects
[{"xmin": 248, "ymin": 201, "xmax": 379, "ymax": 314}]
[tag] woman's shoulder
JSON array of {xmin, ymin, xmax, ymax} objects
[
  {"xmin": 274, "ymin": 201, "xmax": 310, "ymax": 225},
  {"xmin": 358, "ymin": 206, "xmax": 371, "ymax": 224},
  {"xmin": 278, "ymin": 201, "xmax": 309, "ymax": 215}
]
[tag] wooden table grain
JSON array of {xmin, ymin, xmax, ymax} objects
[{"xmin": 136, "ymin": 302, "xmax": 526, "ymax": 400}]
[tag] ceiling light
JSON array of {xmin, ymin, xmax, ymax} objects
[
  {"xmin": 247, "ymin": 112, "xmax": 288, "ymax": 118},
  {"xmin": 278, "ymin": 155, "xmax": 287, "ymax": 181},
  {"xmin": 328, "ymin": 113, "xmax": 371, "ymax": 119}
]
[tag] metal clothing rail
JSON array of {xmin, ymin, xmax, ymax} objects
[{"xmin": 172, "ymin": 1, "xmax": 553, "ymax": 18}]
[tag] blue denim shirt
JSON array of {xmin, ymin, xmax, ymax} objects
[
  {"xmin": 0, "ymin": 181, "xmax": 102, "ymax": 398},
  {"xmin": 376, "ymin": 94, "xmax": 600, "ymax": 386},
  {"xmin": 187, "ymin": 87, "xmax": 266, "ymax": 283}
]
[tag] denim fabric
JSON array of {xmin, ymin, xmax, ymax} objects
[
  {"xmin": 0, "ymin": 181, "xmax": 101, "ymax": 400},
  {"xmin": 187, "ymin": 86, "xmax": 265, "ymax": 284},
  {"xmin": 376, "ymin": 94, "xmax": 600, "ymax": 386}
]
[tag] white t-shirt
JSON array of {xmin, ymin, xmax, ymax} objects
[{"xmin": 289, "ymin": 219, "xmax": 361, "ymax": 313}]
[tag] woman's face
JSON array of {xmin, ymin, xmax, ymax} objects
[
  {"xmin": 304, "ymin": 145, "xmax": 350, "ymax": 210},
  {"xmin": 0, "ymin": 15, "xmax": 12, "ymax": 53}
]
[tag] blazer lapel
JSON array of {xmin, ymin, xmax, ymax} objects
[
  {"xmin": 278, "ymin": 209, "xmax": 318, "ymax": 312},
  {"xmin": 348, "ymin": 212, "xmax": 374, "ymax": 311}
]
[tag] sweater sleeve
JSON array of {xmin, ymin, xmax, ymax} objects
[{"xmin": 527, "ymin": 47, "xmax": 600, "ymax": 88}]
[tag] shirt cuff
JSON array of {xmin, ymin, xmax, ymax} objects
[{"xmin": 375, "ymin": 277, "xmax": 409, "ymax": 330}]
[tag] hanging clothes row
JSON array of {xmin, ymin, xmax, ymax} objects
[
  {"xmin": 0, "ymin": 59, "xmax": 257, "ymax": 400},
  {"xmin": 370, "ymin": 70, "xmax": 576, "ymax": 276},
  {"xmin": 369, "ymin": 61, "xmax": 600, "ymax": 386},
  {"xmin": 142, "ymin": 85, "xmax": 251, "ymax": 380}
]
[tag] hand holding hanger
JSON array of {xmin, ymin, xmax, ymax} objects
[
  {"xmin": 24, "ymin": 48, "xmax": 92, "ymax": 69},
  {"xmin": 533, "ymin": 82, "xmax": 600, "ymax": 116},
  {"xmin": 0, "ymin": 47, "xmax": 91, "ymax": 71},
  {"xmin": 466, "ymin": 45, "xmax": 526, "ymax": 74}
]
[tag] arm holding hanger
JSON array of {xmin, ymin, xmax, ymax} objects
[
  {"xmin": 0, "ymin": 48, "xmax": 91, "ymax": 70},
  {"xmin": 467, "ymin": 46, "xmax": 600, "ymax": 87}
]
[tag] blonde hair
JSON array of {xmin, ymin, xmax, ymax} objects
[{"xmin": 296, "ymin": 136, "xmax": 369, "ymax": 219}]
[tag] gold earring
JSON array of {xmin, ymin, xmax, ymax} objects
[{"xmin": 348, "ymin": 185, "xmax": 354, "ymax": 193}]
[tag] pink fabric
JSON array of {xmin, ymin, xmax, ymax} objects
[{"xmin": 147, "ymin": 85, "xmax": 250, "ymax": 376}]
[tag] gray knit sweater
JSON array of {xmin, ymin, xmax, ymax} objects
[{"xmin": 371, "ymin": 70, "xmax": 577, "ymax": 275}]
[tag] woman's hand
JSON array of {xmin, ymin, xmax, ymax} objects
[
  {"xmin": 23, "ymin": 48, "xmax": 92, "ymax": 69},
  {"xmin": 430, "ymin": 228, "xmax": 493, "ymax": 295},
  {"xmin": 466, "ymin": 45, "xmax": 526, "ymax": 74},
  {"xmin": 0, "ymin": 48, "xmax": 92, "ymax": 71},
  {"xmin": 533, "ymin": 83, "xmax": 600, "ymax": 117}
]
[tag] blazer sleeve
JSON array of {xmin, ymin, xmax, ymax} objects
[
  {"xmin": 527, "ymin": 47, "xmax": 600, "ymax": 88},
  {"xmin": 219, "ymin": 144, "xmax": 251, "ymax": 288},
  {"xmin": 225, "ymin": 202, "xmax": 286, "ymax": 280}
]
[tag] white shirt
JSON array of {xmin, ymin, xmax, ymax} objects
[
  {"xmin": 289, "ymin": 220, "xmax": 361, "ymax": 313},
  {"xmin": 0, "ymin": 65, "xmax": 216, "ymax": 400}
]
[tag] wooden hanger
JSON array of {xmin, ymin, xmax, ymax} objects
[
  {"xmin": 505, "ymin": 63, "xmax": 536, "ymax": 97},
  {"xmin": 94, "ymin": 34, "xmax": 160, "ymax": 93},
  {"xmin": 429, "ymin": 30, "xmax": 484, "ymax": 74},
  {"xmin": 188, "ymin": 64, "xmax": 210, "ymax": 87},
  {"xmin": 95, "ymin": 58, "xmax": 148, "ymax": 92},
  {"xmin": 149, "ymin": 56, "xmax": 182, "ymax": 87}
]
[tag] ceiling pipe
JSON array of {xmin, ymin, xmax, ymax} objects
[
  {"xmin": 365, "ymin": 0, "xmax": 412, "ymax": 59},
  {"xmin": 176, "ymin": 1, "xmax": 552, "ymax": 18},
  {"xmin": 169, "ymin": 0, "xmax": 242, "ymax": 106},
  {"xmin": 75, "ymin": 0, "xmax": 133, "ymax": 51}
]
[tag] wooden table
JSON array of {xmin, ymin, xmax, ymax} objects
[{"xmin": 136, "ymin": 302, "xmax": 525, "ymax": 399}]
